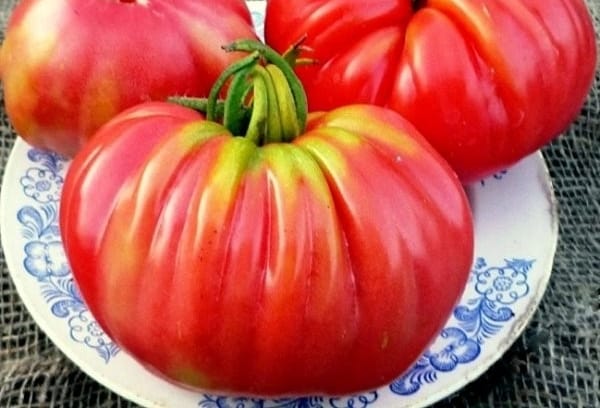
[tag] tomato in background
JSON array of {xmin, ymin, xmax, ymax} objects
[
  {"xmin": 264, "ymin": 0, "xmax": 597, "ymax": 183},
  {"xmin": 0, "ymin": 0, "xmax": 257, "ymax": 157}
]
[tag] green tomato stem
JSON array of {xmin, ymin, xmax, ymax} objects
[
  {"xmin": 168, "ymin": 96, "xmax": 227, "ymax": 121},
  {"xmin": 265, "ymin": 64, "xmax": 301, "ymax": 143},
  {"xmin": 280, "ymin": 35, "xmax": 318, "ymax": 69},
  {"xmin": 222, "ymin": 69, "xmax": 252, "ymax": 136},
  {"xmin": 172, "ymin": 40, "xmax": 308, "ymax": 145},
  {"xmin": 245, "ymin": 69, "xmax": 268, "ymax": 145},
  {"xmin": 222, "ymin": 40, "xmax": 308, "ymax": 136},
  {"xmin": 252, "ymin": 65, "xmax": 284, "ymax": 143},
  {"xmin": 207, "ymin": 51, "xmax": 261, "ymax": 122}
]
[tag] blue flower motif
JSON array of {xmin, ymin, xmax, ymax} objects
[
  {"xmin": 427, "ymin": 327, "xmax": 480, "ymax": 372},
  {"xmin": 23, "ymin": 240, "xmax": 70, "ymax": 280},
  {"xmin": 475, "ymin": 266, "xmax": 528, "ymax": 305},
  {"xmin": 20, "ymin": 167, "xmax": 63, "ymax": 203}
]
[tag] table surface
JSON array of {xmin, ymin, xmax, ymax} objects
[{"xmin": 1, "ymin": 1, "xmax": 599, "ymax": 407}]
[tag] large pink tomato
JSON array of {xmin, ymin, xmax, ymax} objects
[
  {"xmin": 60, "ymin": 42, "xmax": 474, "ymax": 396},
  {"xmin": 265, "ymin": 0, "xmax": 597, "ymax": 183},
  {"xmin": 0, "ymin": 0, "xmax": 257, "ymax": 157}
]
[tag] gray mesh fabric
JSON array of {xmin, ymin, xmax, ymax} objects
[{"xmin": 1, "ymin": 0, "xmax": 599, "ymax": 406}]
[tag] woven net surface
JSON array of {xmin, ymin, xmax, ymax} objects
[{"xmin": 0, "ymin": 0, "xmax": 599, "ymax": 407}]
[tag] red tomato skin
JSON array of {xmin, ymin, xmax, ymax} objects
[
  {"xmin": 0, "ymin": 0, "xmax": 257, "ymax": 157},
  {"xmin": 265, "ymin": 0, "xmax": 597, "ymax": 183},
  {"xmin": 60, "ymin": 101, "xmax": 474, "ymax": 396}
]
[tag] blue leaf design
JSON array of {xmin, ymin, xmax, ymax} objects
[
  {"xmin": 481, "ymin": 300, "xmax": 514, "ymax": 322},
  {"xmin": 389, "ymin": 377, "xmax": 421, "ymax": 396},
  {"xmin": 37, "ymin": 277, "xmax": 85, "ymax": 318},
  {"xmin": 17, "ymin": 204, "xmax": 58, "ymax": 240},
  {"xmin": 504, "ymin": 258, "xmax": 535, "ymax": 274},
  {"xmin": 50, "ymin": 299, "xmax": 83, "ymax": 318},
  {"xmin": 17, "ymin": 206, "xmax": 45, "ymax": 239},
  {"xmin": 27, "ymin": 148, "xmax": 66, "ymax": 174},
  {"xmin": 197, "ymin": 395, "xmax": 218, "ymax": 408},
  {"xmin": 66, "ymin": 279, "xmax": 84, "ymax": 304},
  {"xmin": 389, "ymin": 356, "xmax": 438, "ymax": 396},
  {"xmin": 453, "ymin": 303, "xmax": 481, "ymax": 333},
  {"xmin": 48, "ymin": 224, "xmax": 61, "ymax": 237},
  {"xmin": 96, "ymin": 345, "xmax": 117, "ymax": 364}
]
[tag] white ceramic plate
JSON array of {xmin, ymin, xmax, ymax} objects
[
  {"xmin": 0, "ymin": 140, "xmax": 558, "ymax": 408},
  {"xmin": 0, "ymin": 2, "xmax": 558, "ymax": 407}
]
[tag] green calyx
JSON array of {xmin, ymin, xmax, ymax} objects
[{"xmin": 172, "ymin": 40, "xmax": 308, "ymax": 146}]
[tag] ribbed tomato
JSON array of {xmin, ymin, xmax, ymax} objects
[
  {"xmin": 60, "ymin": 42, "xmax": 474, "ymax": 396},
  {"xmin": 265, "ymin": 0, "xmax": 597, "ymax": 182}
]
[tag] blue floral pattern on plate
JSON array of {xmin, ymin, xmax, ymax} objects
[
  {"xmin": 197, "ymin": 393, "xmax": 378, "ymax": 408},
  {"xmin": 14, "ymin": 147, "xmax": 536, "ymax": 406},
  {"xmin": 16, "ymin": 148, "xmax": 120, "ymax": 363},
  {"xmin": 389, "ymin": 258, "xmax": 534, "ymax": 396}
]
